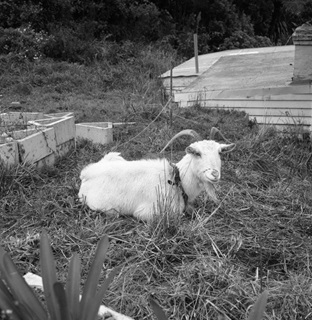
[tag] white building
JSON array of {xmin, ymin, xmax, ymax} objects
[{"xmin": 161, "ymin": 23, "xmax": 312, "ymax": 130}]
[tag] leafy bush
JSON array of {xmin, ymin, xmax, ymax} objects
[
  {"xmin": 162, "ymin": 32, "xmax": 211, "ymax": 59},
  {"xmin": 123, "ymin": 1, "xmax": 174, "ymax": 41},
  {"xmin": 41, "ymin": 27, "xmax": 104, "ymax": 64},
  {"xmin": 220, "ymin": 31, "xmax": 272, "ymax": 50},
  {"xmin": 0, "ymin": 25, "xmax": 52, "ymax": 60}
]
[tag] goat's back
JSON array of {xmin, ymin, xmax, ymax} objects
[{"xmin": 78, "ymin": 157, "xmax": 183, "ymax": 220}]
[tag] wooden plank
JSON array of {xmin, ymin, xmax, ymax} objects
[
  {"xmin": 181, "ymin": 98, "xmax": 311, "ymax": 109},
  {"xmin": 179, "ymin": 97, "xmax": 312, "ymax": 112},
  {"xmin": 162, "ymin": 77, "xmax": 196, "ymax": 92},
  {"xmin": 49, "ymin": 116, "xmax": 75, "ymax": 146},
  {"xmin": 29, "ymin": 116, "xmax": 76, "ymax": 146},
  {"xmin": 248, "ymin": 109, "xmax": 311, "ymax": 118},
  {"xmin": 56, "ymin": 138, "xmax": 75, "ymax": 158},
  {"xmin": 193, "ymin": 104, "xmax": 312, "ymax": 117},
  {"xmin": 11, "ymin": 128, "xmax": 40, "ymax": 140},
  {"xmin": 175, "ymin": 92, "xmax": 312, "ymax": 104},
  {"xmin": 180, "ymin": 83, "xmax": 312, "ymax": 96},
  {"xmin": 0, "ymin": 141, "xmax": 19, "ymax": 166},
  {"xmin": 18, "ymin": 128, "xmax": 56, "ymax": 164},
  {"xmin": 35, "ymin": 153, "xmax": 56, "ymax": 169}
]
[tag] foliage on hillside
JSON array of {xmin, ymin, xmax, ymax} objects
[{"xmin": 0, "ymin": 0, "xmax": 312, "ymax": 63}]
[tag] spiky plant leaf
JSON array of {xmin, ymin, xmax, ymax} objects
[
  {"xmin": 65, "ymin": 253, "xmax": 81, "ymax": 320},
  {"xmin": 0, "ymin": 246, "xmax": 5, "ymax": 270},
  {"xmin": 95, "ymin": 265, "xmax": 122, "ymax": 299},
  {"xmin": 54, "ymin": 282, "xmax": 71, "ymax": 320},
  {"xmin": 0, "ymin": 273, "xmax": 14, "ymax": 301},
  {"xmin": 0, "ymin": 288, "xmax": 41, "ymax": 320},
  {"xmin": 0, "ymin": 253, "xmax": 48, "ymax": 320},
  {"xmin": 0, "ymin": 286, "xmax": 23, "ymax": 320},
  {"xmin": 87, "ymin": 266, "xmax": 122, "ymax": 320},
  {"xmin": 80, "ymin": 235, "xmax": 109, "ymax": 320},
  {"xmin": 40, "ymin": 230, "xmax": 61, "ymax": 320},
  {"xmin": 248, "ymin": 291, "xmax": 268, "ymax": 320},
  {"xmin": 149, "ymin": 297, "xmax": 169, "ymax": 320}
]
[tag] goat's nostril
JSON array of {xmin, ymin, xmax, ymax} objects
[{"xmin": 211, "ymin": 170, "xmax": 219, "ymax": 178}]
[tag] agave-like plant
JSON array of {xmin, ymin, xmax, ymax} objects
[{"xmin": 0, "ymin": 230, "xmax": 120, "ymax": 320}]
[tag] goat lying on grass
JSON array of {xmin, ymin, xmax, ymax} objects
[{"xmin": 78, "ymin": 128, "xmax": 235, "ymax": 221}]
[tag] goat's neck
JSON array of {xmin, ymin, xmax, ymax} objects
[{"xmin": 176, "ymin": 154, "xmax": 202, "ymax": 202}]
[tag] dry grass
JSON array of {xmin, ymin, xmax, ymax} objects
[{"xmin": 1, "ymin": 46, "xmax": 312, "ymax": 320}]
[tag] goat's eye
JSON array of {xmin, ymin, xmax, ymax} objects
[{"xmin": 194, "ymin": 151, "xmax": 201, "ymax": 157}]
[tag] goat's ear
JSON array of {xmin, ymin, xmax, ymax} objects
[
  {"xmin": 219, "ymin": 143, "xmax": 236, "ymax": 153},
  {"xmin": 186, "ymin": 146, "xmax": 201, "ymax": 156}
]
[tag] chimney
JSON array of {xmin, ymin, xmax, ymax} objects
[{"xmin": 292, "ymin": 23, "xmax": 312, "ymax": 83}]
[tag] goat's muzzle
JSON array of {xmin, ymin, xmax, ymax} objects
[{"xmin": 204, "ymin": 168, "xmax": 220, "ymax": 183}]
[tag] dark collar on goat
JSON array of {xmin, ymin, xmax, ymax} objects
[{"xmin": 168, "ymin": 163, "xmax": 188, "ymax": 206}]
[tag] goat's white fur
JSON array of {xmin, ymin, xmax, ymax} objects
[{"xmin": 78, "ymin": 140, "xmax": 234, "ymax": 221}]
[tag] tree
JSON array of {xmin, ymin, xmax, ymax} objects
[{"xmin": 234, "ymin": 0, "xmax": 312, "ymax": 44}]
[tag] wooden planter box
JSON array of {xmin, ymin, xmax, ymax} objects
[
  {"xmin": 0, "ymin": 112, "xmax": 76, "ymax": 168},
  {"xmin": 75, "ymin": 122, "xmax": 113, "ymax": 145},
  {"xmin": 0, "ymin": 112, "xmax": 114, "ymax": 168}
]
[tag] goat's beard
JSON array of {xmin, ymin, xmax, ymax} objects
[{"xmin": 204, "ymin": 181, "xmax": 219, "ymax": 203}]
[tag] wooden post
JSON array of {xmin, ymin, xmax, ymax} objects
[
  {"xmin": 194, "ymin": 33, "xmax": 199, "ymax": 73},
  {"xmin": 169, "ymin": 63, "xmax": 173, "ymax": 127},
  {"xmin": 194, "ymin": 12, "xmax": 201, "ymax": 74},
  {"xmin": 170, "ymin": 63, "xmax": 173, "ymax": 97}
]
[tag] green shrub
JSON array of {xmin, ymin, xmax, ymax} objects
[
  {"xmin": 0, "ymin": 25, "xmax": 52, "ymax": 60},
  {"xmin": 41, "ymin": 27, "xmax": 104, "ymax": 64},
  {"xmin": 220, "ymin": 31, "xmax": 272, "ymax": 50},
  {"xmin": 162, "ymin": 32, "xmax": 211, "ymax": 59}
]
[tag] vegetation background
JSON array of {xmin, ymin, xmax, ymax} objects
[
  {"xmin": 1, "ymin": 0, "xmax": 312, "ymax": 319},
  {"xmin": 1, "ymin": 0, "xmax": 312, "ymax": 64}
]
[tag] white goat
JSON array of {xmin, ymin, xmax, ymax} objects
[{"xmin": 78, "ymin": 128, "xmax": 235, "ymax": 221}]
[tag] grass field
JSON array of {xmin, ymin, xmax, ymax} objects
[{"xmin": 1, "ymin": 45, "xmax": 312, "ymax": 320}]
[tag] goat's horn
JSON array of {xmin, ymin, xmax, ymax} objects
[
  {"xmin": 209, "ymin": 127, "xmax": 232, "ymax": 143},
  {"xmin": 209, "ymin": 127, "xmax": 219, "ymax": 140},
  {"xmin": 160, "ymin": 129, "xmax": 202, "ymax": 153}
]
